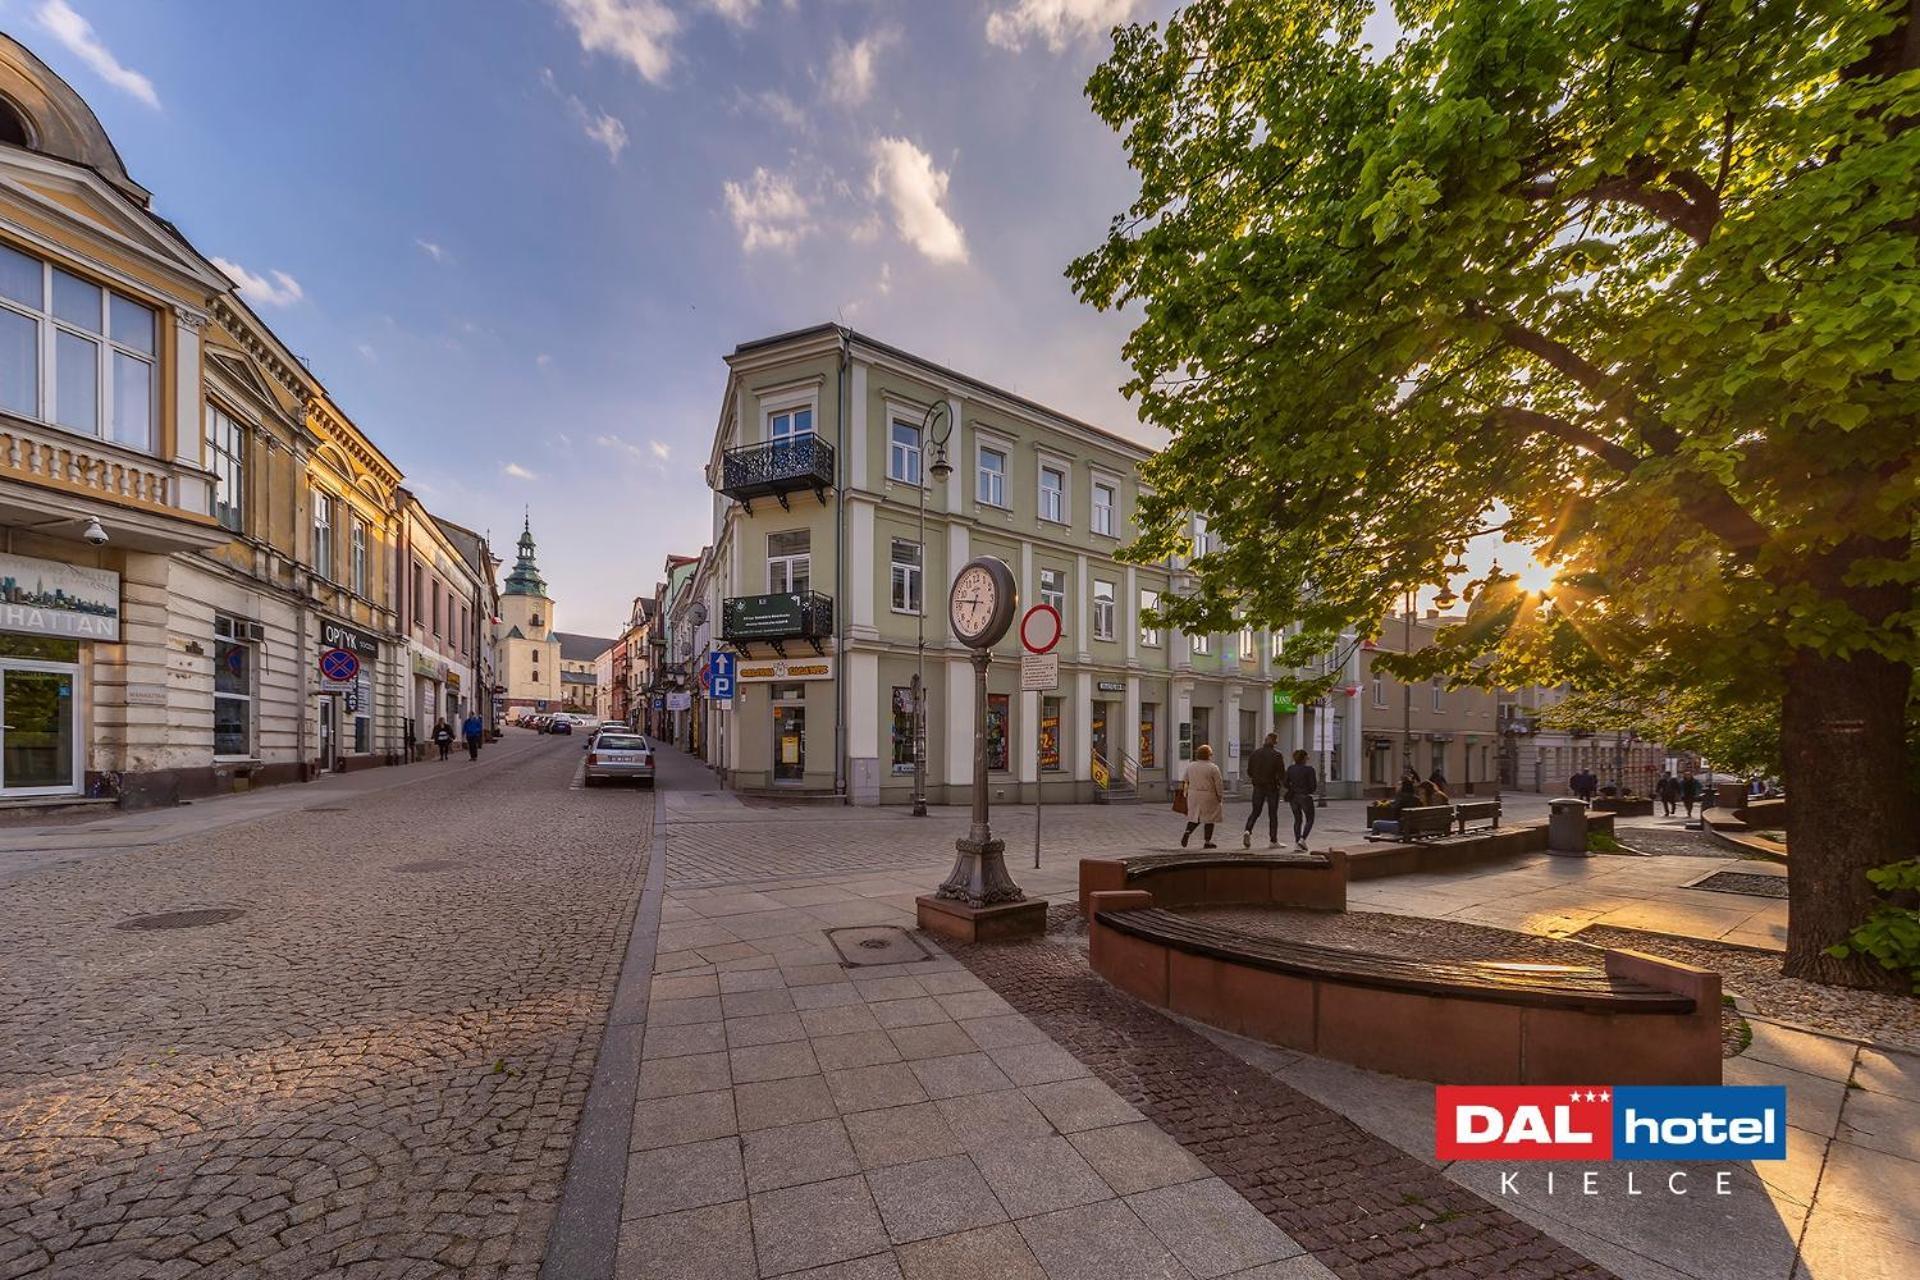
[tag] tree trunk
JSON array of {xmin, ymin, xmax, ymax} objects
[{"xmin": 1779, "ymin": 643, "xmax": 1916, "ymax": 990}]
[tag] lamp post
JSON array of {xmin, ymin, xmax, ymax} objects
[
  {"xmin": 913, "ymin": 400, "xmax": 954, "ymax": 817},
  {"xmin": 1402, "ymin": 587, "xmax": 1415, "ymax": 780}
]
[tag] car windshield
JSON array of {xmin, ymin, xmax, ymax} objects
[{"xmin": 597, "ymin": 735, "xmax": 647, "ymax": 751}]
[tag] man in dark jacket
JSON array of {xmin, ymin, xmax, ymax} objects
[
  {"xmin": 1285, "ymin": 749, "xmax": 1319, "ymax": 849},
  {"xmin": 1242, "ymin": 733, "xmax": 1284, "ymax": 848}
]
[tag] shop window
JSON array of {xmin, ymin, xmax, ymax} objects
[
  {"xmin": 1040, "ymin": 696, "xmax": 1062, "ymax": 771},
  {"xmin": 986, "ymin": 693, "xmax": 1010, "ymax": 772},
  {"xmin": 1369, "ymin": 741, "xmax": 1391, "ymax": 784},
  {"xmin": 890, "ymin": 685, "xmax": 915, "ymax": 774},
  {"xmin": 213, "ymin": 614, "xmax": 253, "ymax": 758},
  {"xmin": 1139, "ymin": 702, "xmax": 1158, "ymax": 768}
]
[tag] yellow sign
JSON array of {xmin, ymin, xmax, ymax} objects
[
  {"xmin": 1091, "ymin": 754, "xmax": 1111, "ymax": 789},
  {"xmin": 781, "ymin": 735, "xmax": 801, "ymax": 764},
  {"xmin": 739, "ymin": 658, "xmax": 835, "ymax": 682}
]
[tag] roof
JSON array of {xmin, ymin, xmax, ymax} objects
[
  {"xmin": 432, "ymin": 514, "xmax": 494, "ymax": 582},
  {"xmin": 553, "ymin": 631, "xmax": 616, "ymax": 662}
]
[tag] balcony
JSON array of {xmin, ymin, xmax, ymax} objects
[
  {"xmin": 0, "ymin": 415, "xmax": 227, "ymax": 553},
  {"xmin": 720, "ymin": 436, "xmax": 834, "ymax": 512},
  {"xmin": 723, "ymin": 591, "xmax": 834, "ymax": 656}
]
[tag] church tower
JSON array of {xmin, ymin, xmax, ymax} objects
[
  {"xmin": 497, "ymin": 516, "xmax": 561, "ymax": 715},
  {"xmin": 499, "ymin": 516, "xmax": 553, "ymax": 638}
]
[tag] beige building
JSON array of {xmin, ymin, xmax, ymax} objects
[{"xmin": 494, "ymin": 517, "xmax": 608, "ymax": 719}]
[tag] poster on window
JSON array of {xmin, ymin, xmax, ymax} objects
[
  {"xmin": 1039, "ymin": 699, "xmax": 1061, "ymax": 772},
  {"xmin": 890, "ymin": 687, "xmax": 915, "ymax": 774},
  {"xmin": 986, "ymin": 694, "xmax": 1010, "ymax": 772}
]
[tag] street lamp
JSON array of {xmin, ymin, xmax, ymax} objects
[{"xmin": 913, "ymin": 400, "xmax": 954, "ymax": 817}]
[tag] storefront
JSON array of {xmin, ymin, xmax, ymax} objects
[
  {"xmin": 0, "ymin": 552, "xmax": 118, "ymax": 799},
  {"xmin": 317, "ymin": 618, "xmax": 379, "ymax": 773}
]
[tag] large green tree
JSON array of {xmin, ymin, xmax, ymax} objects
[{"xmin": 1073, "ymin": 0, "xmax": 1920, "ymax": 987}]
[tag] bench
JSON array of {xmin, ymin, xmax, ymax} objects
[
  {"xmin": 1364, "ymin": 804, "xmax": 1454, "ymax": 842},
  {"xmin": 1078, "ymin": 851, "xmax": 1345, "ymax": 916},
  {"xmin": 1087, "ymin": 890, "xmax": 1722, "ymax": 1085},
  {"xmin": 1454, "ymin": 798, "xmax": 1500, "ymax": 834}
]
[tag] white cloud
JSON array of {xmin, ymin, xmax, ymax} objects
[
  {"xmin": 704, "ymin": 0, "xmax": 759, "ymax": 26},
  {"xmin": 355, "ymin": 342, "xmax": 377, "ymax": 362},
  {"xmin": 985, "ymin": 0, "xmax": 1134, "ymax": 53},
  {"xmin": 752, "ymin": 90, "xmax": 808, "ymax": 131},
  {"xmin": 539, "ymin": 68, "xmax": 630, "ymax": 163},
  {"xmin": 211, "ymin": 257, "xmax": 305, "ymax": 308},
  {"xmin": 869, "ymin": 138, "xmax": 967, "ymax": 265},
  {"xmin": 551, "ymin": 0, "xmax": 678, "ymax": 84},
  {"xmin": 828, "ymin": 29, "xmax": 897, "ymax": 107},
  {"xmin": 723, "ymin": 168, "xmax": 815, "ymax": 253},
  {"xmin": 595, "ymin": 433, "xmax": 645, "ymax": 460},
  {"xmin": 34, "ymin": 1, "xmax": 159, "ymax": 108},
  {"xmin": 415, "ymin": 238, "xmax": 449, "ymax": 263},
  {"xmin": 649, "ymin": 440, "xmax": 671, "ymax": 461},
  {"xmin": 502, "ymin": 462, "xmax": 538, "ymax": 481}
]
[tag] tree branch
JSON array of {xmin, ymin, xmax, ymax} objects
[
  {"xmin": 1514, "ymin": 166, "xmax": 1719, "ymax": 244},
  {"xmin": 1491, "ymin": 406, "xmax": 1643, "ymax": 474}
]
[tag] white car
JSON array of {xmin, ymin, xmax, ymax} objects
[{"xmin": 584, "ymin": 732, "xmax": 655, "ymax": 787}]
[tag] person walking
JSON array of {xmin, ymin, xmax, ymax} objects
[
  {"xmin": 1179, "ymin": 744, "xmax": 1226, "ymax": 849},
  {"xmin": 1656, "ymin": 771, "xmax": 1680, "ymax": 816},
  {"xmin": 462, "ymin": 710, "xmax": 484, "ymax": 761},
  {"xmin": 1284, "ymin": 749, "xmax": 1319, "ymax": 850},
  {"xmin": 1681, "ymin": 772, "xmax": 1702, "ymax": 818},
  {"xmin": 431, "ymin": 719, "xmax": 454, "ymax": 762},
  {"xmin": 1243, "ymin": 733, "xmax": 1284, "ymax": 848}
]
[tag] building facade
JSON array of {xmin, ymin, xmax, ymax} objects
[{"xmin": 397, "ymin": 491, "xmax": 494, "ymax": 752}]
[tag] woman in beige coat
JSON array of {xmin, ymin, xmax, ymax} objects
[{"xmin": 1179, "ymin": 744, "xmax": 1227, "ymax": 848}]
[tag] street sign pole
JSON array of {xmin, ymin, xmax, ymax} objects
[{"xmin": 1017, "ymin": 606, "xmax": 1062, "ymax": 871}]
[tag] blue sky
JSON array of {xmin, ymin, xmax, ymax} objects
[{"xmin": 16, "ymin": 0, "xmax": 1445, "ymax": 637}]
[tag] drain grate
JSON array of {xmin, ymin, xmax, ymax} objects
[
  {"xmin": 1690, "ymin": 870, "xmax": 1788, "ymax": 900},
  {"xmin": 393, "ymin": 860, "xmax": 460, "ymax": 873},
  {"xmin": 829, "ymin": 926, "xmax": 930, "ymax": 967},
  {"xmin": 116, "ymin": 908, "xmax": 245, "ymax": 931}
]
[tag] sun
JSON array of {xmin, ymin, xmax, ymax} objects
[{"xmin": 1513, "ymin": 554, "xmax": 1560, "ymax": 595}]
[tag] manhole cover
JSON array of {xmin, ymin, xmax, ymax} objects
[
  {"xmin": 829, "ymin": 927, "xmax": 929, "ymax": 967},
  {"xmin": 116, "ymin": 908, "xmax": 245, "ymax": 931},
  {"xmin": 393, "ymin": 860, "xmax": 460, "ymax": 873},
  {"xmin": 1690, "ymin": 870, "xmax": 1788, "ymax": 900}
]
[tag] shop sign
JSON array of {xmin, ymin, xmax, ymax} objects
[
  {"xmin": 737, "ymin": 657, "xmax": 834, "ymax": 683},
  {"xmin": 666, "ymin": 692, "xmax": 694, "ymax": 711},
  {"xmin": 412, "ymin": 651, "xmax": 447, "ymax": 680},
  {"xmin": 447, "ymin": 670, "xmax": 461, "ymax": 689},
  {"xmin": 0, "ymin": 552, "xmax": 120, "ymax": 640},
  {"xmin": 1273, "ymin": 688, "xmax": 1298, "ymax": 715},
  {"xmin": 321, "ymin": 619, "xmax": 379, "ymax": 657},
  {"xmin": 1095, "ymin": 679, "xmax": 1125, "ymax": 693},
  {"xmin": 728, "ymin": 595, "xmax": 806, "ymax": 639}
]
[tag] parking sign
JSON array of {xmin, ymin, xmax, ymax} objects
[{"xmin": 709, "ymin": 651, "xmax": 736, "ymax": 700}]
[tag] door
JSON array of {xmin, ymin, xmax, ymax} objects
[
  {"xmin": 317, "ymin": 696, "xmax": 338, "ymax": 773},
  {"xmin": 773, "ymin": 706, "xmax": 805, "ymax": 783},
  {"xmin": 1090, "ymin": 702, "xmax": 1111, "ymax": 765},
  {"xmin": 0, "ymin": 665, "xmax": 79, "ymax": 795},
  {"xmin": 1191, "ymin": 706, "xmax": 1212, "ymax": 753},
  {"xmin": 1239, "ymin": 708, "xmax": 1258, "ymax": 762}
]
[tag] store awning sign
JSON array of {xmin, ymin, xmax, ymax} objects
[{"xmin": 0, "ymin": 552, "xmax": 120, "ymax": 640}]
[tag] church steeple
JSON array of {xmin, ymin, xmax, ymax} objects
[{"xmin": 502, "ymin": 513, "xmax": 547, "ymax": 598}]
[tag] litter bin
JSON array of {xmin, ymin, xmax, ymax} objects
[{"xmin": 1549, "ymin": 798, "xmax": 1589, "ymax": 854}]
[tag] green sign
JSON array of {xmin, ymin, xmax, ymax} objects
[
  {"xmin": 727, "ymin": 594, "xmax": 804, "ymax": 639},
  {"xmin": 1272, "ymin": 688, "xmax": 1297, "ymax": 715}
]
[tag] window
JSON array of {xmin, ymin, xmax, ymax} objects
[
  {"xmin": 206, "ymin": 404, "xmax": 246, "ymax": 532},
  {"xmin": 769, "ymin": 405, "xmax": 814, "ymax": 440},
  {"xmin": 1139, "ymin": 589, "xmax": 1161, "ymax": 646},
  {"xmin": 432, "ymin": 580, "xmax": 442, "ymax": 636},
  {"xmin": 1139, "ymin": 703, "xmax": 1158, "ymax": 768},
  {"xmin": 1040, "ymin": 696, "xmax": 1063, "ymax": 771},
  {"xmin": 1239, "ymin": 626, "xmax": 1255, "ymax": 660},
  {"xmin": 767, "ymin": 530, "xmax": 811, "ymax": 594},
  {"xmin": 350, "ymin": 517, "xmax": 368, "ymax": 596},
  {"xmin": 1271, "ymin": 631, "xmax": 1286, "ymax": 661},
  {"xmin": 890, "ymin": 538, "xmax": 922, "ymax": 614},
  {"xmin": 1040, "ymin": 568, "xmax": 1066, "ymax": 617},
  {"xmin": 1371, "ymin": 671, "xmax": 1387, "ymax": 706},
  {"xmin": 0, "ymin": 244, "xmax": 156, "ymax": 451},
  {"xmin": 1092, "ymin": 481, "xmax": 1116, "ymax": 536},
  {"xmin": 460, "ymin": 605, "xmax": 470, "ymax": 654},
  {"xmin": 311, "ymin": 492, "xmax": 334, "ymax": 580},
  {"xmin": 213, "ymin": 614, "xmax": 252, "ymax": 758},
  {"xmin": 986, "ymin": 693, "xmax": 1010, "ymax": 771},
  {"xmin": 1191, "ymin": 632, "xmax": 1211, "ymax": 655},
  {"xmin": 890, "ymin": 686, "xmax": 915, "ymax": 774},
  {"xmin": 888, "ymin": 420, "xmax": 921, "ymax": 484},
  {"xmin": 977, "ymin": 446, "xmax": 1007, "ymax": 507},
  {"xmin": 1433, "ymin": 678, "xmax": 1445, "ymax": 711},
  {"xmin": 1192, "ymin": 515, "xmax": 1210, "ymax": 558},
  {"xmin": 412, "ymin": 561, "xmax": 425, "ymax": 628},
  {"xmin": 1092, "ymin": 580, "xmax": 1115, "ymax": 641},
  {"xmin": 1039, "ymin": 465, "xmax": 1066, "ymax": 524},
  {"xmin": 1370, "ymin": 740, "xmax": 1392, "ymax": 784}
]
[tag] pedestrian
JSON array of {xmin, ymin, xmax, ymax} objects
[
  {"xmin": 1681, "ymin": 772, "xmax": 1702, "ymax": 818},
  {"xmin": 1179, "ymin": 744, "xmax": 1226, "ymax": 849},
  {"xmin": 1243, "ymin": 733, "xmax": 1283, "ymax": 848},
  {"xmin": 1370, "ymin": 776, "xmax": 1422, "ymax": 837},
  {"xmin": 1428, "ymin": 768, "xmax": 1448, "ymax": 791},
  {"xmin": 1656, "ymin": 771, "xmax": 1680, "ymax": 816},
  {"xmin": 1285, "ymin": 748, "xmax": 1319, "ymax": 850},
  {"xmin": 1419, "ymin": 778, "xmax": 1451, "ymax": 808},
  {"xmin": 432, "ymin": 719, "xmax": 453, "ymax": 761},
  {"xmin": 462, "ymin": 710, "xmax": 484, "ymax": 760}
]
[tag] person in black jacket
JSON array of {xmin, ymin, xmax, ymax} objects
[
  {"xmin": 1285, "ymin": 749, "xmax": 1319, "ymax": 849},
  {"xmin": 431, "ymin": 719, "xmax": 454, "ymax": 761},
  {"xmin": 1242, "ymin": 733, "xmax": 1284, "ymax": 848}
]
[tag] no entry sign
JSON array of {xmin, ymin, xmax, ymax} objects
[
  {"xmin": 1019, "ymin": 603, "xmax": 1062, "ymax": 654},
  {"xmin": 318, "ymin": 647, "xmax": 360, "ymax": 683}
]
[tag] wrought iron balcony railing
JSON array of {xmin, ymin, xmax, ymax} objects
[
  {"xmin": 722, "ymin": 591, "xmax": 834, "ymax": 656},
  {"xmin": 720, "ymin": 435, "xmax": 835, "ymax": 511}
]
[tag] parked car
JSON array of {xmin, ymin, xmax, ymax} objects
[{"xmin": 584, "ymin": 733, "xmax": 654, "ymax": 787}]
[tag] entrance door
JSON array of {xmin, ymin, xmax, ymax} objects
[
  {"xmin": 1191, "ymin": 706, "xmax": 1212, "ymax": 754},
  {"xmin": 1090, "ymin": 702, "xmax": 1111, "ymax": 764},
  {"xmin": 317, "ymin": 697, "xmax": 339, "ymax": 773},
  {"xmin": 0, "ymin": 665, "xmax": 79, "ymax": 795},
  {"xmin": 773, "ymin": 706, "xmax": 805, "ymax": 783}
]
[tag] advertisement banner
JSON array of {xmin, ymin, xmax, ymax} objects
[{"xmin": 0, "ymin": 552, "xmax": 120, "ymax": 640}]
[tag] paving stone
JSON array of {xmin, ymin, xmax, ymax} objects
[
  {"xmin": 934, "ymin": 1090, "xmax": 1056, "ymax": 1153},
  {"xmin": 801, "ymin": 1005, "xmax": 886, "ymax": 1037},
  {"xmin": 731, "ymin": 1041, "xmax": 822, "ymax": 1084},
  {"xmin": 909, "ymin": 1054, "xmax": 1016, "ymax": 1101},
  {"xmin": 915, "ymin": 971, "xmax": 990, "ymax": 997},
  {"xmin": 934, "ymin": 991, "xmax": 1014, "ymax": 1021},
  {"xmin": 1023, "ymin": 1079, "xmax": 1145, "ymax": 1134},
  {"xmin": 750, "ymin": 1174, "xmax": 890, "ymax": 1277},
  {"xmin": 632, "ymin": 1090, "xmax": 739, "ymax": 1152},
  {"xmin": 643, "ymin": 1022, "xmax": 731, "ymax": 1060},
  {"xmin": 853, "ymin": 976, "xmax": 929, "ymax": 1002},
  {"xmin": 843, "ymin": 1101, "xmax": 970, "ymax": 1171},
  {"xmin": 784, "ymin": 964, "xmax": 854, "ymax": 988},
  {"xmin": 653, "ymin": 974, "xmax": 722, "ymax": 1000},
  {"xmin": 615, "ymin": 1199, "xmax": 755, "ymax": 1280},
  {"xmin": 735, "ymin": 1076, "xmax": 842, "ymax": 1133},
  {"xmin": 1127, "ymin": 1178, "xmax": 1302, "ymax": 1278},
  {"xmin": 813, "ymin": 1031, "xmax": 905, "ymax": 1072},
  {"xmin": 1014, "ymin": 1199, "xmax": 1188, "ymax": 1280},
  {"xmin": 888, "ymin": 1023, "xmax": 980, "ymax": 1062},
  {"xmin": 623, "ymin": 1138, "xmax": 746, "ymax": 1219},
  {"xmin": 985, "ymin": 1041, "xmax": 1093, "ymax": 1086},
  {"xmin": 723, "ymin": 988, "xmax": 799, "ymax": 1018},
  {"xmin": 638, "ymin": 1052, "xmax": 734, "ymax": 1101},
  {"xmin": 770, "ymin": 1255, "xmax": 905, "ymax": 1280},
  {"xmin": 1854, "ymin": 1048, "xmax": 1920, "ymax": 1102},
  {"xmin": 1218, "ymin": 1260, "xmax": 1338, "ymax": 1280},
  {"xmin": 720, "ymin": 968, "xmax": 791, "ymax": 994},
  {"xmin": 970, "ymin": 1136, "xmax": 1114, "ymax": 1219},
  {"xmin": 957, "ymin": 1015, "xmax": 1048, "ymax": 1050},
  {"xmin": 871, "ymin": 999, "xmax": 952, "ymax": 1030},
  {"xmin": 743, "ymin": 1118, "xmax": 862, "ymax": 1193},
  {"xmin": 727, "ymin": 1012, "xmax": 810, "ymax": 1048},
  {"xmin": 1839, "ymin": 1089, "xmax": 1920, "ymax": 1163},
  {"xmin": 653, "ymin": 996, "xmax": 726, "ymax": 1027},
  {"xmin": 828, "ymin": 1063, "xmax": 931, "ymax": 1114},
  {"xmin": 865, "ymin": 1156, "xmax": 1008, "ymax": 1245},
  {"xmin": 895, "ymin": 1222, "xmax": 1047, "ymax": 1280},
  {"xmin": 792, "ymin": 984, "xmax": 867, "ymax": 1011},
  {"xmin": 1067, "ymin": 1123, "xmax": 1209, "ymax": 1196}
]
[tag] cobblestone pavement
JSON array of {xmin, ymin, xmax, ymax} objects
[
  {"xmin": 0, "ymin": 732, "xmax": 650, "ymax": 1279},
  {"xmin": 944, "ymin": 913, "xmax": 1614, "ymax": 1280}
]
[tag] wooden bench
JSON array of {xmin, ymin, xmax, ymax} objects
[
  {"xmin": 1365, "ymin": 804, "xmax": 1454, "ymax": 842},
  {"xmin": 1454, "ymin": 798, "xmax": 1501, "ymax": 833},
  {"xmin": 1078, "ymin": 851, "xmax": 1345, "ymax": 916},
  {"xmin": 1087, "ymin": 890, "xmax": 1722, "ymax": 1085}
]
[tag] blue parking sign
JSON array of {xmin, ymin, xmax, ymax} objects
[{"xmin": 709, "ymin": 651, "xmax": 736, "ymax": 700}]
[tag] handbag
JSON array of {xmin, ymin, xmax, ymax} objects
[{"xmin": 1171, "ymin": 784, "xmax": 1189, "ymax": 816}]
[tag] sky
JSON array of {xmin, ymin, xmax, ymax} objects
[{"xmin": 12, "ymin": 0, "xmax": 1455, "ymax": 638}]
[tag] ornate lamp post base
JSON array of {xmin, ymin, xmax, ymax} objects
[{"xmin": 916, "ymin": 891, "xmax": 1047, "ymax": 943}]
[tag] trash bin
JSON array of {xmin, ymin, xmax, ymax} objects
[{"xmin": 1549, "ymin": 798, "xmax": 1589, "ymax": 854}]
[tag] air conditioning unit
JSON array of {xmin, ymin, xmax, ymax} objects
[{"xmin": 245, "ymin": 621, "xmax": 267, "ymax": 643}]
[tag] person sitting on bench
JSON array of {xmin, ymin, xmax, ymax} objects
[
  {"xmin": 1419, "ymin": 779, "xmax": 1451, "ymax": 808},
  {"xmin": 1370, "ymin": 777, "xmax": 1422, "ymax": 835}
]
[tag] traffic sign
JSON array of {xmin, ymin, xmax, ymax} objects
[
  {"xmin": 1019, "ymin": 603, "xmax": 1062, "ymax": 654},
  {"xmin": 1020, "ymin": 652, "xmax": 1059, "ymax": 691},
  {"xmin": 318, "ymin": 647, "xmax": 360, "ymax": 683},
  {"xmin": 709, "ymin": 651, "xmax": 736, "ymax": 700}
]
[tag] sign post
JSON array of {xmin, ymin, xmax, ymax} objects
[
  {"xmin": 1018, "ymin": 605, "xmax": 1062, "ymax": 869},
  {"xmin": 709, "ymin": 651, "xmax": 736, "ymax": 708}
]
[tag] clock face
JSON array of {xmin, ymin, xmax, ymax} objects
[{"xmin": 950, "ymin": 565, "xmax": 998, "ymax": 642}]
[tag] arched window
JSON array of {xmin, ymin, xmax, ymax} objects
[{"xmin": 0, "ymin": 99, "xmax": 31, "ymax": 149}]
